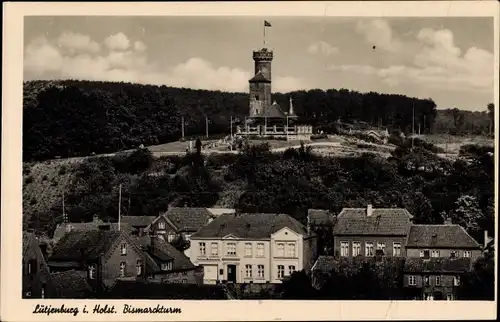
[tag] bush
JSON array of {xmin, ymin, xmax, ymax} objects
[
  {"xmin": 42, "ymin": 175, "xmax": 48, "ymax": 181},
  {"xmin": 311, "ymin": 134, "xmax": 328, "ymax": 140},
  {"xmin": 459, "ymin": 144, "xmax": 494, "ymax": 157},
  {"xmin": 58, "ymin": 166, "xmax": 67, "ymax": 175},
  {"xmin": 113, "ymin": 148, "xmax": 153, "ymax": 174},
  {"xmin": 25, "ymin": 176, "xmax": 34, "ymax": 184}
]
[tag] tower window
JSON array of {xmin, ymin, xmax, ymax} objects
[{"xmin": 255, "ymin": 95, "xmax": 260, "ymax": 101}]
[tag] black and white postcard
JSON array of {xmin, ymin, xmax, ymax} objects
[{"xmin": 2, "ymin": 1, "xmax": 498, "ymax": 321}]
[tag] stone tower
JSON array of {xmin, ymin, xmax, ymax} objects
[{"xmin": 249, "ymin": 48, "xmax": 273, "ymax": 117}]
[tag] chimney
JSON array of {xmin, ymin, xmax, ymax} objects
[
  {"xmin": 444, "ymin": 217, "xmax": 453, "ymax": 225},
  {"xmin": 366, "ymin": 204, "xmax": 373, "ymax": 217}
]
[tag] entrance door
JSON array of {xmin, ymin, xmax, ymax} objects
[{"xmin": 227, "ymin": 264, "xmax": 237, "ymax": 283}]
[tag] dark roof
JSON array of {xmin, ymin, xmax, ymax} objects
[
  {"xmin": 164, "ymin": 207, "xmax": 214, "ymax": 232},
  {"xmin": 263, "ymin": 102, "xmax": 287, "ymax": 118},
  {"xmin": 333, "ymin": 208, "xmax": 413, "ymax": 236},
  {"xmin": 121, "ymin": 216, "xmax": 156, "ymax": 228},
  {"xmin": 404, "ymin": 258, "xmax": 472, "ymax": 274},
  {"xmin": 308, "ymin": 209, "xmax": 334, "ymax": 226},
  {"xmin": 406, "ymin": 225, "xmax": 481, "ymax": 249},
  {"xmin": 49, "ymin": 230, "xmax": 124, "ymax": 261},
  {"xmin": 50, "ymin": 270, "xmax": 93, "ymax": 298},
  {"xmin": 23, "ymin": 231, "xmax": 35, "ymax": 256},
  {"xmin": 103, "ymin": 280, "xmax": 226, "ymax": 299},
  {"xmin": 52, "ymin": 221, "xmax": 131, "ymax": 241},
  {"xmin": 131, "ymin": 235, "xmax": 195, "ymax": 272},
  {"xmin": 191, "ymin": 213, "xmax": 310, "ymax": 239},
  {"xmin": 249, "ymin": 71, "xmax": 271, "ymax": 83}
]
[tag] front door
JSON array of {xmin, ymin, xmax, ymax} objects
[{"xmin": 227, "ymin": 264, "xmax": 237, "ymax": 283}]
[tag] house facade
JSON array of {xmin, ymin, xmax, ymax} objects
[
  {"xmin": 189, "ymin": 213, "xmax": 317, "ymax": 284},
  {"xmin": 403, "ymin": 257, "xmax": 472, "ymax": 300},
  {"xmin": 131, "ymin": 232, "xmax": 203, "ymax": 284},
  {"xmin": 48, "ymin": 230, "xmax": 147, "ymax": 291},
  {"xmin": 332, "ymin": 205, "xmax": 414, "ymax": 258},
  {"xmin": 22, "ymin": 231, "xmax": 52, "ymax": 298},
  {"xmin": 145, "ymin": 207, "xmax": 223, "ymax": 258},
  {"xmin": 405, "ymin": 222, "xmax": 482, "ymax": 261}
]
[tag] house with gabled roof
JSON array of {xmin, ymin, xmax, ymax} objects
[
  {"xmin": 403, "ymin": 257, "xmax": 473, "ymax": 300},
  {"xmin": 405, "ymin": 219, "xmax": 482, "ymax": 261},
  {"xmin": 48, "ymin": 229, "xmax": 147, "ymax": 292},
  {"xmin": 23, "ymin": 230, "xmax": 52, "ymax": 298},
  {"xmin": 145, "ymin": 207, "xmax": 218, "ymax": 257},
  {"xmin": 189, "ymin": 213, "xmax": 317, "ymax": 284},
  {"xmin": 332, "ymin": 205, "xmax": 414, "ymax": 258},
  {"xmin": 130, "ymin": 232, "xmax": 203, "ymax": 285}
]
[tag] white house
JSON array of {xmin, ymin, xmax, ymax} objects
[{"xmin": 189, "ymin": 213, "xmax": 317, "ymax": 284}]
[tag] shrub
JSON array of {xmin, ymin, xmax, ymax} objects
[
  {"xmin": 42, "ymin": 175, "xmax": 48, "ymax": 181},
  {"xmin": 25, "ymin": 176, "xmax": 34, "ymax": 184},
  {"xmin": 311, "ymin": 134, "xmax": 328, "ymax": 140},
  {"xmin": 58, "ymin": 166, "xmax": 67, "ymax": 175}
]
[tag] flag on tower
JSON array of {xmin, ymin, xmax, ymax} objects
[{"xmin": 264, "ymin": 20, "xmax": 272, "ymax": 27}]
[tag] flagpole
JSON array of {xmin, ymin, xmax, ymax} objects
[
  {"xmin": 118, "ymin": 184, "xmax": 122, "ymax": 231},
  {"xmin": 263, "ymin": 22, "xmax": 266, "ymax": 46}
]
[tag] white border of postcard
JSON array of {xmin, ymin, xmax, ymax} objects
[{"xmin": 2, "ymin": 1, "xmax": 499, "ymax": 321}]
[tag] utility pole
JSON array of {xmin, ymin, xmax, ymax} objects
[
  {"xmin": 118, "ymin": 184, "xmax": 122, "ymax": 231},
  {"xmin": 181, "ymin": 116, "xmax": 185, "ymax": 139},
  {"xmin": 230, "ymin": 116, "xmax": 233, "ymax": 138},
  {"xmin": 412, "ymin": 100, "xmax": 415, "ymax": 149},
  {"xmin": 205, "ymin": 116, "xmax": 209, "ymax": 139}
]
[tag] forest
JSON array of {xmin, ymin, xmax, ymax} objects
[{"xmin": 23, "ymin": 80, "xmax": 493, "ymax": 162}]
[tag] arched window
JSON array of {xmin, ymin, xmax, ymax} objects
[{"xmin": 88, "ymin": 264, "xmax": 96, "ymax": 279}]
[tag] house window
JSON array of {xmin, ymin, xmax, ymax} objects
[
  {"xmin": 211, "ymin": 242, "xmax": 218, "ymax": 256},
  {"xmin": 463, "ymin": 251, "xmax": 471, "ymax": 258},
  {"xmin": 288, "ymin": 265, "xmax": 296, "ymax": 275},
  {"xmin": 256, "ymin": 243, "xmax": 265, "ymax": 257},
  {"xmin": 199, "ymin": 242, "xmax": 206, "ymax": 256},
  {"xmin": 352, "ymin": 242, "xmax": 361, "ymax": 256},
  {"xmin": 431, "ymin": 250, "xmax": 440, "ymax": 258},
  {"xmin": 393, "ymin": 243, "xmax": 401, "ymax": 257},
  {"xmin": 408, "ymin": 275, "xmax": 416, "ymax": 286},
  {"xmin": 136, "ymin": 260, "xmax": 143, "ymax": 276},
  {"xmin": 158, "ymin": 221, "xmax": 165, "ymax": 229},
  {"xmin": 182, "ymin": 279, "xmax": 187, "ymax": 283},
  {"xmin": 277, "ymin": 265, "xmax": 285, "ymax": 279},
  {"xmin": 287, "ymin": 243, "xmax": 296, "ymax": 257},
  {"xmin": 377, "ymin": 242, "xmax": 386, "ymax": 252},
  {"xmin": 120, "ymin": 243, "xmax": 127, "ymax": 255},
  {"xmin": 365, "ymin": 242, "xmax": 374, "ymax": 257},
  {"xmin": 420, "ymin": 249, "xmax": 430, "ymax": 258},
  {"xmin": 226, "ymin": 242, "xmax": 236, "ymax": 256},
  {"xmin": 161, "ymin": 262, "xmax": 173, "ymax": 271},
  {"xmin": 424, "ymin": 275, "xmax": 430, "ymax": 286},
  {"xmin": 450, "ymin": 250, "xmax": 458, "ymax": 258},
  {"xmin": 119, "ymin": 262, "xmax": 126, "ymax": 277},
  {"xmin": 435, "ymin": 275, "xmax": 441, "ymax": 286},
  {"xmin": 167, "ymin": 234, "xmax": 175, "ymax": 243},
  {"xmin": 88, "ymin": 264, "xmax": 96, "ymax": 279},
  {"xmin": 340, "ymin": 241, "xmax": 349, "ymax": 257},
  {"xmin": 185, "ymin": 234, "xmax": 191, "ymax": 241},
  {"xmin": 453, "ymin": 276, "xmax": 460, "ymax": 286},
  {"xmin": 41, "ymin": 285, "xmax": 45, "ymax": 299},
  {"xmin": 447, "ymin": 293, "xmax": 456, "ymax": 301},
  {"xmin": 245, "ymin": 243, "xmax": 252, "ymax": 257},
  {"xmin": 245, "ymin": 264, "xmax": 252, "ymax": 278},
  {"xmin": 277, "ymin": 243, "xmax": 285, "ymax": 257},
  {"xmin": 257, "ymin": 265, "xmax": 265, "ymax": 278}
]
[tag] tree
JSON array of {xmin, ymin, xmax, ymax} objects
[
  {"xmin": 457, "ymin": 256, "xmax": 494, "ymax": 300},
  {"xmin": 449, "ymin": 195, "xmax": 483, "ymax": 236},
  {"xmin": 487, "ymin": 103, "xmax": 494, "ymax": 135}
]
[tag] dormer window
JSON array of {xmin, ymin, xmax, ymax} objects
[
  {"xmin": 420, "ymin": 250, "xmax": 430, "ymax": 259},
  {"xmin": 158, "ymin": 221, "xmax": 165, "ymax": 230},
  {"xmin": 119, "ymin": 262, "xmax": 126, "ymax": 277},
  {"xmin": 161, "ymin": 261, "xmax": 173, "ymax": 271},
  {"xmin": 120, "ymin": 243, "xmax": 127, "ymax": 255},
  {"xmin": 88, "ymin": 264, "xmax": 96, "ymax": 279}
]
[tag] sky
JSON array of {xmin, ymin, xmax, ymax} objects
[{"xmin": 23, "ymin": 16, "xmax": 494, "ymax": 111}]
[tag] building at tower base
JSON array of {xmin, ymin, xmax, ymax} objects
[{"xmin": 236, "ymin": 47, "xmax": 313, "ymax": 141}]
